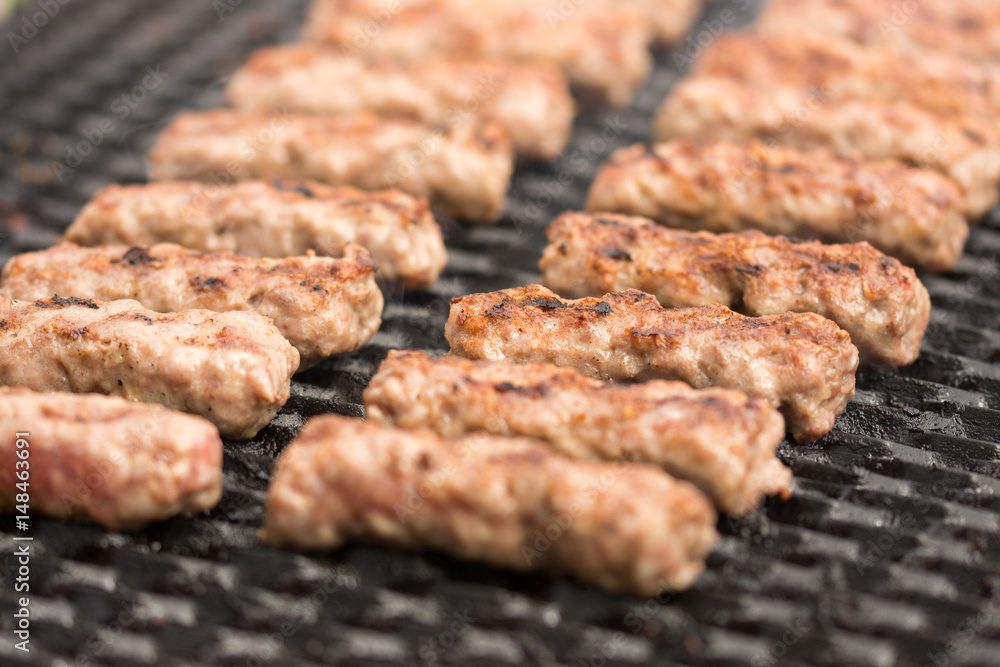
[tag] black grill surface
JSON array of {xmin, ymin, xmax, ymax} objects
[{"xmin": 2, "ymin": 1, "xmax": 1000, "ymax": 665}]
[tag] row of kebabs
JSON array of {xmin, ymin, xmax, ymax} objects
[
  {"xmin": 143, "ymin": 0, "xmax": 709, "ymax": 224},
  {"xmin": 0, "ymin": 0, "xmax": 974, "ymax": 595}
]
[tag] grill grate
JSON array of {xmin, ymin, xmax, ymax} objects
[{"xmin": 2, "ymin": 1, "xmax": 1000, "ymax": 665}]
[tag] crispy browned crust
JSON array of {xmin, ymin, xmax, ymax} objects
[
  {"xmin": 303, "ymin": 0, "xmax": 653, "ymax": 108},
  {"xmin": 587, "ymin": 140, "xmax": 969, "ymax": 272},
  {"xmin": 446, "ymin": 284, "xmax": 858, "ymax": 442},
  {"xmin": 758, "ymin": 0, "xmax": 1000, "ymax": 63},
  {"xmin": 0, "ymin": 387, "xmax": 222, "ymax": 530},
  {"xmin": 64, "ymin": 180, "xmax": 447, "ymax": 290},
  {"xmin": 541, "ymin": 212, "xmax": 930, "ymax": 368},
  {"xmin": 653, "ymin": 76, "xmax": 1000, "ymax": 218},
  {"xmin": 364, "ymin": 350, "xmax": 790, "ymax": 516},
  {"xmin": 1, "ymin": 242, "xmax": 383, "ymax": 369},
  {"xmin": 695, "ymin": 33, "xmax": 1000, "ymax": 123},
  {"xmin": 0, "ymin": 297, "xmax": 299, "ymax": 439},
  {"xmin": 227, "ymin": 44, "xmax": 574, "ymax": 161},
  {"xmin": 262, "ymin": 414, "xmax": 718, "ymax": 596},
  {"xmin": 147, "ymin": 110, "xmax": 513, "ymax": 224}
]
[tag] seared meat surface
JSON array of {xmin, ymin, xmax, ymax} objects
[
  {"xmin": 696, "ymin": 33, "xmax": 1000, "ymax": 126},
  {"xmin": 0, "ymin": 296, "xmax": 299, "ymax": 439},
  {"xmin": 446, "ymin": 284, "xmax": 859, "ymax": 442},
  {"xmin": 654, "ymin": 77, "xmax": 1000, "ymax": 218},
  {"xmin": 303, "ymin": 0, "xmax": 653, "ymax": 108},
  {"xmin": 262, "ymin": 415, "xmax": 718, "ymax": 596},
  {"xmin": 64, "ymin": 181, "xmax": 447, "ymax": 290},
  {"xmin": 148, "ymin": 110, "xmax": 513, "ymax": 224},
  {"xmin": 227, "ymin": 45, "xmax": 574, "ymax": 161},
  {"xmin": 758, "ymin": 0, "xmax": 1000, "ymax": 64},
  {"xmin": 1, "ymin": 242, "xmax": 383, "ymax": 369},
  {"xmin": 586, "ymin": 141, "xmax": 968, "ymax": 272},
  {"xmin": 541, "ymin": 212, "xmax": 930, "ymax": 368},
  {"xmin": 364, "ymin": 350, "xmax": 791, "ymax": 515}
]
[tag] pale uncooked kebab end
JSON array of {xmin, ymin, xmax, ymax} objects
[{"xmin": 0, "ymin": 387, "xmax": 222, "ymax": 530}]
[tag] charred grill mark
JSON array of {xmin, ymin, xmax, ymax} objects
[
  {"xmin": 112, "ymin": 247, "xmax": 158, "ymax": 266},
  {"xmin": 37, "ymin": 295, "xmax": 100, "ymax": 309},
  {"xmin": 822, "ymin": 262, "xmax": 861, "ymax": 273},
  {"xmin": 485, "ymin": 296, "xmax": 513, "ymax": 318},
  {"xmin": 494, "ymin": 382, "xmax": 548, "ymax": 398},
  {"xmin": 595, "ymin": 216, "xmax": 625, "ymax": 227},
  {"xmin": 600, "ymin": 247, "xmax": 633, "ymax": 262},
  {"xmin": 133, "ymin": 314, "xmax": 154, "ymax": 324},
  {"xmin": 191, "ymin": 276, "xmax": 226, "ymax": 289},
  {"xmin": 734, "ymin": 264, "xmax": 765, "ymax": 276},
  {"xmin": 962, "ymin": 128, "xmax": 984, "ymax": 144},
  {"xmin": 527, "ymin": 297, "xmax": 571, "ymax": 309},
  {"xmin": 526, "ymin": 297, "xmax": 613, "ymax": 315},
  {"xmin": 271, "ymin": 179, "xmax": 317, "ymax": 199}
]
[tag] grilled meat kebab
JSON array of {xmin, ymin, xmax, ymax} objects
[
  {"xmin": 0, "ymin": 387, "xmax": 222, "ymax": 530},
  {"xmin": 64, "ymin": 181, "xmax": 447, "ymax": 290},
  {"xmin": 148, "ymin": 110, "xmax": 513, "ymax": 224},
  {"xmin": 446, "ymin": 285, "xmax": 858, "ymax": 442},
  {"xmin": 303, "ymin": 0, "xmax": 653, "ymax": 108},
  {"xmin": 586, "ymin": 141, "xmax": 969, "ymax": 273},
  {"xmin": 1, "ymin": 242, "xmax": 383, "ymax": 370},
  {"xmin": 541, "ymin": 212, "xmax": 930, "ymax": 368},
  {"xmin": 0, "ymin": 296, "xmax": 298, "ymax": 439},
  {"xmin": 654, "ymin": 76, "xmax": 1000, "ymax": 218},
  {"xmin": 262, "ymin": 414, "xmax": 718, "ymax": 596},
  {"xmin": 227, "ymin": 45, "xmax": 573, "ymax": 161},
  {"xmin": 758, "ymin": 0, "xmax": 1000, "ymax": 64},
  {"xmin": 364, "ymin": 350, "xmax": 791, "ymax": 516}
]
